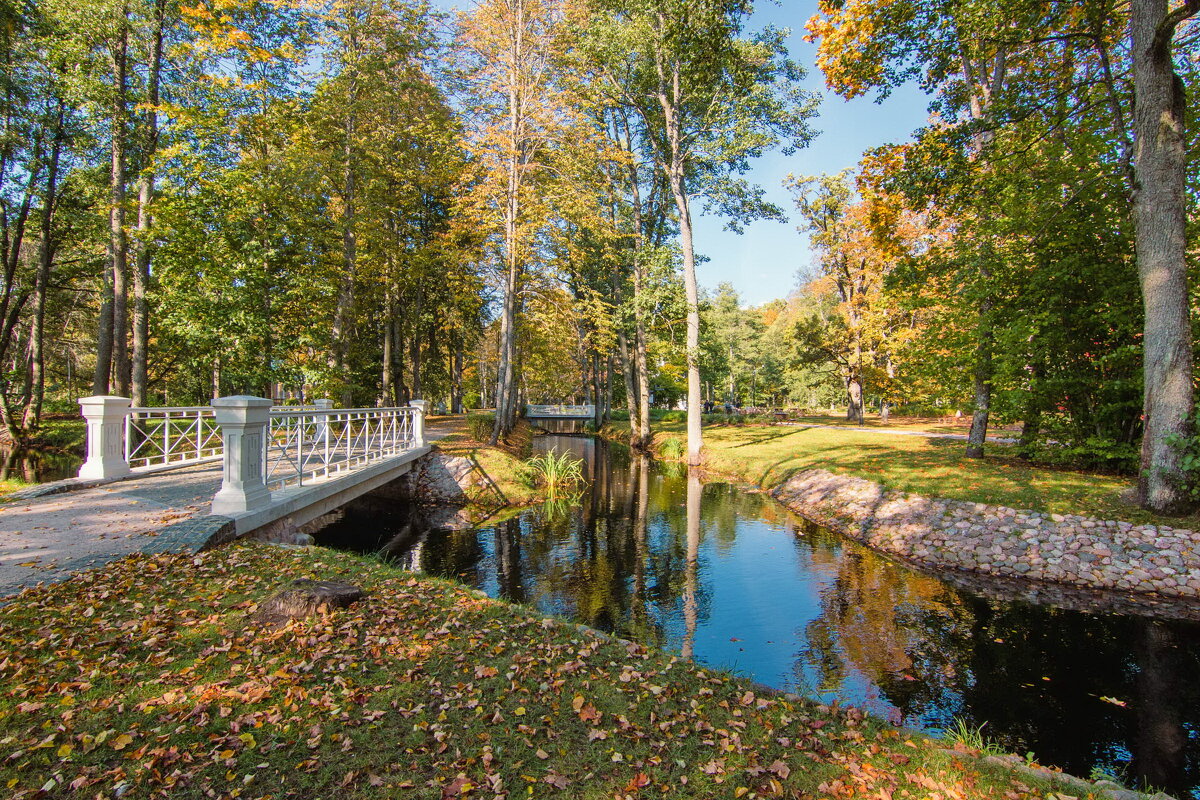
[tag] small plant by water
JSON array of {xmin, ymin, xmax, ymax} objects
[
  {"xmin": 659, "ymin": 436, "xmax": 684, "ymax": 460},
  {"xmin": 526, "ymin": 449, "xmax": 585, "ymax": 499},
  {"xmin": 944, "ymin": 718, "xmax": 1002, "ymax": 756}
]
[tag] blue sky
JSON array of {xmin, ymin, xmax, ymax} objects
[
  {"xmin": 433, "ymin": 0, "xmax": 932, "ymax": 306},
  {"xmin": 693, "ymin": 1, "xmax": 930, "ymax": 305}
]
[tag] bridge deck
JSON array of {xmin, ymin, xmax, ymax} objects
[{"xmin": 0, "ymin": 421, "xmax": 449, "ymax": 599}]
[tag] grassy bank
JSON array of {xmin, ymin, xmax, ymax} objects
[
  {"xmin": 607, "ymin": 419, "xmax": 1191, "ymax": 528},
  {"xmin": 428, "ymin": 414, "xmax": 543, "ymax": 505},
  {"xmin": 0, "ymin": 543, "xmax": 1064, "ymax": 799},
  {"xmin": 0, "ymin": 477, "xmax": 31, "ymax": 499}
]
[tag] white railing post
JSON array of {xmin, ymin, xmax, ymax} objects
[
  {"xmin": 211, "ymin": 395, "xmax": 273, "ymax": 515},
  {"xmin": 409, "ymin": 399, "xmax": 428, "ymax": 447},
  {"xmin": 78, "ymin": 396, "xmax": 132, "ymax": 479}
]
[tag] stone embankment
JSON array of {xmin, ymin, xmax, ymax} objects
[{"xmin": 771, "ymin": 469, "xmax": 1200, "ymax": 607}]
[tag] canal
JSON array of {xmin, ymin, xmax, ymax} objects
[{"xmin": 313, "ymin": 434, "xmax": 1200, "ymax": 796}]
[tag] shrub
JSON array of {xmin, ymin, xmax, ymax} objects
[
  {"xmin": 609, "ymin": 409, "xmax": 630, "ymax": 422},
  {"xmin": 467, "ymin": 413, "xmax": 495, "ymax": 442}
]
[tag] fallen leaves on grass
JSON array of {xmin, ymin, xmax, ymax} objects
[{"xmin": 0, "ymin": 543, "xmax": 1053, "ymax": 799}]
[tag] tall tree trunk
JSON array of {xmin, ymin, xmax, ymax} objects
[
  {"xmin": 332, "ymin": 114, "xmax": 357, "ymax": 408},
  {"xmin": 24, "ymin": 102, "xmax": 65, "ymax": 432},
  {"xmin": 382, "ymin": 297, "xmax": 394, "ymax": 406},
  {"xmin": 621, "ymin": 112, "xmax": 653, "ymax": 451},
  {"xmin": 1132, "ymin": 0, "xmax": 1197, "ymax": 513},
  {"xmin": 966, "ymin": 300, "xmax": 994, "ymax": 459},
  {"xmin": 410, "ymin": 308, "xmax": 422, "ymax": 400},
  {"xmin": 131, "ymin": 0, "xmax": 164, "ymax": 408},
  {"xmin": 110, "ymin": 12, "xmax": 130, "ymax": 396},
  {"xmin": 490, "ymin": 0, "xmax": 525, "ymax": 444},
  {"xmin": 618, "ymin": 329, "xmax": 639, "ymax": 430},
  {"xmin": 451, "ymin": 333, "xmax": 464, "ymax": 414}
]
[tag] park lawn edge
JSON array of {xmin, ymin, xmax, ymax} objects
[
  {"xmin": 600, "ymin": 419, "xmax": 1200, "ymax": 529},
  {"xmin": 0, "ymin": 542, "xmax": 1077, "ymax": 800}
]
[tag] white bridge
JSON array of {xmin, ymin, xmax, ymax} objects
[
  {"xmin": 76, "ymin": 395, "xmax": 431, "ymax": 540},
  {"xmin": 524, "ymin": 404, "xmax": 596, "ymax": 434}
]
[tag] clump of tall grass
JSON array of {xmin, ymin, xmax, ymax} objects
[
  {"xmin": 659, "ymin": 436, "xmax": 685, "ymax": 460},
  {"xmin": 943, "ymin": 718, "xmax": 1003, "ymax": 756},
  {"xmin": 526, "ymin": 450, "xmax": 585, "ymax": 499}
]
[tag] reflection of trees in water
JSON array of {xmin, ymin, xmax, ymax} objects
[
  {"xmin": 0, "ymin": 445, "xmax": 81, "ymax": 483},
  {"xmin": 798, "ymin": 525, "xmax": 1200, "ymax": 795},
  {"xmin": 799, "ymin": 530, "xmax": 964, "ymax": 716}
]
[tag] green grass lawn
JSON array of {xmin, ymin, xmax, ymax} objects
[
  {"xmin": 619, "ymin": 419, "xmax": 1195, "ymax": 528},
  {"xmin": 0, "ymin": 543, "xmax": 1067, "ymax": 799},
  {"xmin": 0, "ymin": 477, "xmax": 31, "ymax": 499}
]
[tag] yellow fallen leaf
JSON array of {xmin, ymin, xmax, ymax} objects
[
  {"xmin": 56, "ymin": 744, "xmax": 72, "ymax": 758},
  {"xmin": 111, "ymin": 734, "xmax": 133, "ymax": 751},
  {"xmin": 514, "ymin": 706, "xmax": 526, "ymax": 716}
]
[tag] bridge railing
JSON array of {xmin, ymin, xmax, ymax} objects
[
  {"xmin": 125, "ymin": 406, "xmax": 222, "ymax": 470},
  {"xmin": 265, "ymin": 406, "xmax": 418, "ymax": 490},
  {"xmin": 77, "ymin": 396, "xmax": 428, "ymax": 513},
  {"xmin": 526, "ymin": 403, "xmax": 595, "ymax": 417}
]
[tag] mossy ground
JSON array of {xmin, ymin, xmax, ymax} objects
[{"xmin": 0, "ymin": 543, "xmax": 1069, "ymax": 799}]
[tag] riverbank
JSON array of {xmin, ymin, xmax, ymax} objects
[
  {"xmin": 607, "ymin": 418, "xmax": 1191, "ymax": 527},
  {"xmin": 0, "ymin": 542, "xmax": 1087, "ymax": 799},
  {"xmin": 599, "ymin": 420, "xmax": 1200, "ymax": 612},
  {"xmin": 773, "ymin": 469, "xmax": 1200, "ymax": 617}
]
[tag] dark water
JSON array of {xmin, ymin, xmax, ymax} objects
[
  {"xmin": 0, "ymin": 445, "xmax": 81, "ymax": 483},
  {"xmin": 314, "ymin": 435, "xmax": 1200, "ymax": 796}
]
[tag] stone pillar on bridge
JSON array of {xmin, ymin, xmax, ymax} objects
[
  {"xmin": 313, "ymin": 398, "xmax": 334, "ymax": 452},
  {"xmin": 211, "ymin": 395, "xmax": 273, "ymax": 515},
  {"xmin": 409, "ymin": 399, "xmax": 428, "ymax": 447},
  {"xmin": 78, "ymin": 396, "xmax": 132, "ymax": 480}
]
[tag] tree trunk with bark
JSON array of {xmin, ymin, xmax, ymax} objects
[
  {"xmin": 1132, "ymin": 0, "xmax": 1198, "ymax": 513},
  {"xmin": 131, "ymin": 0, "xmax": 164, "ymax": 408},
  {"xmin": 966, "ymin": 299, "xmax": 994, "ymax": 459},
  {"xmin": 110, "ymin": 12, "xmax": 130, "ymax": 396},
  {"xmin": 24, "ymin": 102, "xmax": 65, "ymax": 432}
]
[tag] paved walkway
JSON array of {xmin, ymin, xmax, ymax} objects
[
  {"xmin": 0, "ymin": 462, "xmax": 223, "ymax": 598},
  {"xmin": 0, "ymin": 419, "xmax": 456, "ymax": 600}
]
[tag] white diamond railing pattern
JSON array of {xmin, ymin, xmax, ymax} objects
[
  {"xmin": 265, "ymin": 407, "xmax": 416, "ymax": 491},
  {"xmin": 125, "ymin": 407, "xmax": 222, "ymax": 470}
]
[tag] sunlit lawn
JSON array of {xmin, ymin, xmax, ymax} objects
[{"xmin": 641, "ymin": 419, "xmax": 1198, "ymax": 528}]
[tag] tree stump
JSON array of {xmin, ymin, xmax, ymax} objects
[{"xmin": 252, "ymin": 579, "xmax": 366, "ymax": 625}]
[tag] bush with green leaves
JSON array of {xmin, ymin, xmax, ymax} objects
[
  {"xmin": 1165, "ymin": 411, "xmax": 1200, "ymax": 500},
  {"xmin": 467, "ymin": 413, "xmax": 495, "ymax": 441}
]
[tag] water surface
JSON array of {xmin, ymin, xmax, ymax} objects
[{"xmin": 314, "ymin": 435, "xmax": 1200, "ymax": 795}]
